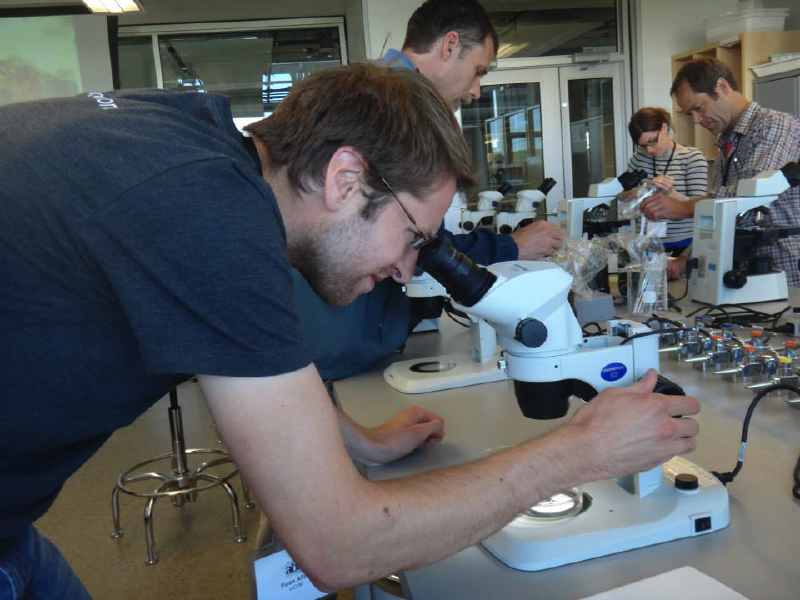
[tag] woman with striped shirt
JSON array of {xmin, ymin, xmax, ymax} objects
[{"xmin": 627, "ymin": 108, "xmax": 708, "ymax": 272}]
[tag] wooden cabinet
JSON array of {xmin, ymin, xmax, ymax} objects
[{"xmin": 671, "ymin": 30, "xmax": 800, "ymax": 160}]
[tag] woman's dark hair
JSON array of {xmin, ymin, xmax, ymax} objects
[
  {"xmin": 403, "ymin": 0, "xmax": 498, "ymax": 56},
  {"xmin": 628, "ymin": 107, "xmax": 671, "ymax": 144},
  {"xmin": 245, "ymin": 64, "xmax": 474, "ymax": 216}
]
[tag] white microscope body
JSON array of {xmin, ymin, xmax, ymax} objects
[
  {"xmin": 460, "ymin": 190, "xmax": 501, "ymax": 233},
  {"xmin": 385, "ymin": 271, "xmax": 508, "ymax": 392},
  {"xmin": 389, "ymin": 240, "xmax": 730, "ymax": 571},
  {"xmin": 565, "ymin": 177, "xmax": 623, "ymax": 240},
  {"xmin": 689, "ymin": 170, "xmax": 792, "ymax": 305},
  {"xmin": 442, "ymin": 191, "xmax": 468, "ymax": 235},
  {"xmin": 496, "ymin": 178, "xmax": 558, "ymax": 234},
  {"xmin": 495, "ymin": 190, "xmax": 543, "ymax": 235},
  {"xmin": 565, "ymin": 171, "xmax": 650, "ymax": 240}
]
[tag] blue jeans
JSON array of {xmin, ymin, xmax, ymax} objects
[{"xmin": 0, "ymin": 526, "xmax": 91, "ymax": 600}]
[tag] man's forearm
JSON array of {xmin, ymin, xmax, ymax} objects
[
  {"xmin": 336, "ymin": 407, "xmax": 375, "ymax": 464},
  {"xmin": 298, "ymin": 425, "xmax": 586, "ymax": 590},
  {"xmin": 202, "ymin": 367, "xmax": 695, "ymax": 591},
  {"xmin": 203, "ymin": 369, "xmax": 588, "ymax": 590}
]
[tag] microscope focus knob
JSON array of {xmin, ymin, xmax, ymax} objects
[
  {"xmin": 723, "ymin": 270, "xmax": 747, "ymax": 289},
  {"xmin": 515, "ymin": 318, "xmax": 548, "ymax": 348},
  {"xmin": 674, "ymin": 473, "xmax": 699, "ymax": 491}
]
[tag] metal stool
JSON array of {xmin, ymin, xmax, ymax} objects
[{"xmin": 111, "ymin": 388, "xmax": 254, "ymax": 565}]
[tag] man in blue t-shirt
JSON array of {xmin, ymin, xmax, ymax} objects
[
  {"xmin": 295, "ymin": 0, "xmax": 565, "ymax": 381},
  {"xmin": 0, "ymin": 65, "xmax": 699, "ymax": 597}
]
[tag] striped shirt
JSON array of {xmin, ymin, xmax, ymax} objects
[
  {"xmin": 713, "ymin": 102, "xmax": 800, "ymax": 286},
  {"xmin": 628, "ymin": 144, "xmax": 708, "ymax": 244}
]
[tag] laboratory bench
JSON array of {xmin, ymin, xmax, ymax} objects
[{"xmin": 335, "ymin": 309, "xmax": 800, "ymax": 600}]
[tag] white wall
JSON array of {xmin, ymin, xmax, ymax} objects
[
  {"xmin": 763, "ymin": 0, "xmax": 800, "ymax": 31},
  {"xmin": 362, "ymin": 0, "xmax": 422, "ymax": 59},
  {"xmin": 634, "ymin": 0, "xmax": 738, "ymax": 112}
]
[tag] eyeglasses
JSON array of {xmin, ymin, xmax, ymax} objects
[
  {"xmin": 638, "ymin": 129, "xmax": 662, "ymax": 150},
  {"xmin": 379, "ymin": 176, "xmax": 434, "ymax": 251}
]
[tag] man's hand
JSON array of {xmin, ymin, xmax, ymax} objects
[
  {"xmin": 565, "ymin": 369, "xmax": 700, "ymax": 481},
  {"xmin": 342, "ymin": 405, "xmax": 445, "ymax": 465},
  {"xmin": 511, "ymin": 220, "xmax": 565, "ymax": 259},
  {"xmin": 641, "ymin": 191, "xmax": 694, "ymax": 220}
]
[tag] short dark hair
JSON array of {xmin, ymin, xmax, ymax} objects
[
  {"xmin": 628, "ymin": 107, "xmax": 671, "ymax": 144},
  {"xmin": 245, "ymin": 64, "xmax": 474, "ymax": 214},
  {"xmin": 403, "ymin": 0, "xmax": 498, "ymax": 57},
  {"xmin": 670, "ymin": 57, "xmax": 739, "ymax": 98}
]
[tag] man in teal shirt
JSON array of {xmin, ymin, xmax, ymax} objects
[{"xmin": 296, "ymin": 0, "xmax": 565, "ymax": 380}]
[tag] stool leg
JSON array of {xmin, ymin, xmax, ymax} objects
[
  {"xmin": 143, "ymin": 482, "xmax": 170, "ymax": 566},
  {"xmin": 197, "ymin": 474, "xmax": 247, "ymax": 543},
  {"xmin": 240, "ymin": 476, "xmax": 255, "ymax": 510},
  {"xmin": 111, "ymin": 484, "xmax": 124, "ymax": 539}
]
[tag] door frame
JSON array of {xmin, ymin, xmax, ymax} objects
[
  {"xmin": 558, "ymin": 62, "xmax": 627, "ymax": 199},
  {"xmin": 479, "ymin": 66, "xmax": 565, "ymax": 219}
]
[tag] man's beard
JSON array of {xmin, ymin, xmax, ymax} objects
[{"xmin": 289, "ymin": 216, "xmax": 367, "ymax": 306}]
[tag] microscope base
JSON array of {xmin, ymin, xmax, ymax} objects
[
  {"xmin": 383, "ymin": 352, "xmax": 508, "ymax": 394},
  {"xmin": 481, "ymin": 456, "xmax": 730, "ymax": 572},
  {"xmin": 690, "ymin": 271, "xmax": 787, "ymax": 305}
]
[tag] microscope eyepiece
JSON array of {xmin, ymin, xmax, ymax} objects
[
  {"xmin": 538, "ymin": 177, "xmax": 557, "ymax": 195},
  {"xmin": 618, "ymin": 169, "xmax": 648, "ymax": 191},
  {"xmin": 417, "ymin": 237, "xmax": 497, "ymax": 307}
]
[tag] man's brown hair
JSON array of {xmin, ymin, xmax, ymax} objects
[
  {"xmin": 670, "ymin": 57, "xmax": 739, "ymax": 98},
  {"xmin": 245, "ymin": 64, "xmax": 474, "ymax": 217},
  {"xmin": 403, "ymin": 0, "xmax": 498, "ymax": 57},
  {"xmin": 628, "ymin": 107, "xmax": 671, "ymax": 144}
]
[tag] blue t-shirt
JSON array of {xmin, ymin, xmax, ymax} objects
[{"xmin": 0, "ymin": 90, "xmax": 310, "ymax": 538}]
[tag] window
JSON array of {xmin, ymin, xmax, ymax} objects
[
  {"xmin": 481, "ymin": 1, "xmax": 619, "ymax": 59},
  {"xmin": 464, "ymin": 82, "xmax": 545, "ymax": 193},
  {"xmin": 117, "ymin": 19, "xmax": 346, "ymax": 128}
]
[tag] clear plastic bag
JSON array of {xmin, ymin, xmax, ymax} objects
[
  {"xmin": 624, "ymin": 230, "xmax": 668, "ymax": 314},
  {"xmin": 616, "ymin": 180, "xmax": 660, "ymax": 220},
  {"xmin": 548, "ymin": 238, "xmax": 611, "ymax": 298}
]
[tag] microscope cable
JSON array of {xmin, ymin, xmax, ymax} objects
[{"xmin": 711, "ymin": 382, "xmax": 800, "ymax": 501}]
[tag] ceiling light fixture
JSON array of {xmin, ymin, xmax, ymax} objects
[{"xmin": 83, "ymin": 0, "xmax": 143, "ymax": 14}]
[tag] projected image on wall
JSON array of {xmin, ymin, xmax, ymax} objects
[
  {"xmin": 0, "ymin": 15, "xmax": 112, "ymax": 106},
  {"xmin": 0, "ymin": 17, "xmax": 81, "ymax": 104}
]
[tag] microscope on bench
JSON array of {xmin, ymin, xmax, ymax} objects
[
  {"xmin": 389, "ymin": 237, "xmax": 730, "ymax": 572},
  {"xmin": 565, "ymin": 169, "xmax": 648, "ymax": 241},
  {"xmin": 495, "ymin": 178, "xmax": 558, "ymax": 234},
  {"xmin": 459, "ymin": 190, "xmax": 502, "ymax": 233},
  {"xmin": 689, "ymin": 163, "xmax": 800, "ymax": 305}
]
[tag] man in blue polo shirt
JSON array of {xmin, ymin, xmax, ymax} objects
[{"xmin": 295, "ymin": 0, "xmax": 565, "ymax": 381}]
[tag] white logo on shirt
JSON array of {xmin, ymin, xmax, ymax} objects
[{"xmin": 87, "ymin": 91, "xmax": 118, "ymax": 110}]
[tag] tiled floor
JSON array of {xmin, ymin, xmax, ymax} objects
[{"xmin": 35, "ymin": 380, "xmax": 356, "ymax": 599}]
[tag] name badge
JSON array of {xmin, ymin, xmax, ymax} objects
[{"xmin": 254, "ymin": 549, "xmax": 329, "ymax": 600}]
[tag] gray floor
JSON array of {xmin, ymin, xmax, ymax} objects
[{"xmin": 36, "ymin": 380, "xmax": 268, "ymax": 599}]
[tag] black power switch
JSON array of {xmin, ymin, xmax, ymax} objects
[{"xmin": 694, "ymin": 516, "xmax": 712, "ymax": 533}]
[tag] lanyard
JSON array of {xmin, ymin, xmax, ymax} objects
[
  {"xmin": 651, "ymin": 142, "xmax": 676, "ymax": 177},
  {"xmin": 721, "ymin": 133, "xmax": 742, "ymax": 187}
]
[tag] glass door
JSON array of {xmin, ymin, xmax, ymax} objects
[
  {"xmin": 461, "ymin": 67, "xmax": 564, "ymax": 221},
  {"xmin": 559, "ymin": 63, "xmax": 626, "ymax": 199}
]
